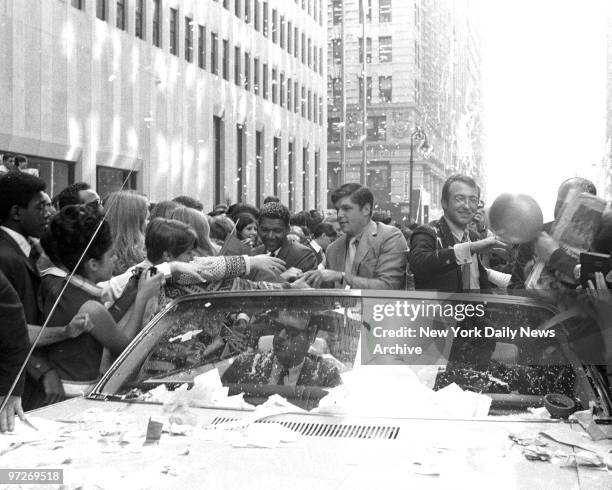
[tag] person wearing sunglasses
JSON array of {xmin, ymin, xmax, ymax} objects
[{"xmin": 221, "ymin": 309, "xmax": 341, "ymax": 388}]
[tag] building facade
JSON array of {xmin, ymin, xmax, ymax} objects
[
  {"xmin": 327, "ymin": 0, "xmax": 483, "ymax": 222},
  {"xmin": 0, "ymin": 0, "xmax": 327, "ymax": 210}
]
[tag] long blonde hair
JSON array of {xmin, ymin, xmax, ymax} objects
[
  {"xmin": 104, "ymin": 190, "xmax": 149, "ymax": 274},
  {"xmin": 169, "ymin": 206, "xmax": 217, "ymax": 257}
]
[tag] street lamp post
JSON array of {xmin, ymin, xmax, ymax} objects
[{"xmin": 408, "ymin": 127, "xmax": 429, "ymax": 223}]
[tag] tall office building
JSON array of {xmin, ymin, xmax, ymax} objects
[
  {"xmin": 0, "ymin": 0, "xmax": 327, "ymax": 210},
  {"xmin": 605, "ymin": 5, "xmax": 612, "ymax": 198},
  {"xmin": 327, "ymin": 0, "xmax": 483, "ymax": 221}
]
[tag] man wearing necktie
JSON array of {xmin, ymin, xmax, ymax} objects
[
  {"xmin": 303, "ymin": 183, "xmax": 408, "ymax": 289},
  {"xmin": 409, "ymin": 174, "xmax": 505, "ymax": 292}
]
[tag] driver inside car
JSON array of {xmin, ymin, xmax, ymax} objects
[{"xmin": 221, "ymin": 309, "xmax": 342, "ymax": 388}]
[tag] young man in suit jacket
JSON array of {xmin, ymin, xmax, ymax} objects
[
  {"xmin": 250, "ymin": 202, "xmax": 318, "ymax": 282},
  {"xmin": 408, "ymin": 174, "xmax": 504, "ymax": 292},
  {"xmin": 303, "ymin": 183, "xmax": 408, "ymax": 290}
]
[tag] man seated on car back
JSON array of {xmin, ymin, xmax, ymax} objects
[{"xmin": 221, "ymin": 309, "xmax": 342, "ymax": 388}]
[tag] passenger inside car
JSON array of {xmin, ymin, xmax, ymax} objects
[{"xmin": 221, "ymin": 309, "xmax": 342, "ymax": 388}]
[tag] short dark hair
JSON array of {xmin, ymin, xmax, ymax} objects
[
  {"xmin": 441, "ymin": 174, "xmax": 480, "ymax": 206},
  {"xmin": 263, "ymin": 195, "xmax": 281, "ymax": 204},
  {"xmin": 14, "ymin": 155, "xmax": 27, "ymax": 168},
  {"xmin": 53, "ymin": 182, "xmax": 91, "ymax": 210},
  {"xmin": 330, "ymin": 183, "xmax": 374, "ymax": 215},
  {"xmin": 259, "ymin": 202, "xmax": 290, "ymax": 228},
  {"xmin": 41, "ymin": 205, "xmax": 111, "ymax": 273},
  {"xmin": 313, "ymin": 222, "xmax": 337, "ymax": 239},
  {"xmin": 228, "ymin": 203, "xmax": 259, "ymax": 222},
  {"xmin": 290, "ymin": 210, "xmax": 312, "ymax": 229},
  {"xmin": 209, "ymin": 215, "xmax": 234, "ymax": 241},
  {"xmin": 0, "ymin": 171, "xmax": 47, "ymax": 222},
  {"xmin": 172, "ymin": 195, "xmax": 204, "ymax": 212},
  {"xmin": 235, "ymin": 212, "xmax": 258, "ymax": 235},
  {"xmin": 145, "ymin": 218, "xmax": 197, "ymax": 264}
]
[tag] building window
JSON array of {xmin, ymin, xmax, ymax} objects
[
  {"xmin": 358, "ymin": 37, "xmax": 372, "ymax": 63},
  {"xmin": 262, "ymin": 63, "xmax": 269, "ymax": 99},
  {"xmin": 20, "ymin": 156, "xmax": 74, "ymax": 198},
  {"xmin": 71, "ymin": 0, "xmax": 83, "ymax": 9},
  {"xmin": 319, "ymin": 46, "xmax": 323, "ymax": 74},
  {"xmin": 313, "ymin": 46, "xmax": 318, "ymax": 74},
  {"xmin": 245, "ymin": 0, "xmax": 251, "ymax": 23},
  {"xmin": 169, "ymin": 8, "xmax": 178, "ymax": 55},
  {"xmin": 302, "ymin": 147, "xmax": 308, "ymax": 210},
  {"xmin": 332, "ymin": 0, "xmax": 343, "ymax": 24},
  {"xmin": 273, "ymin": 137, "xmax": 281, "ymax": 196},
  {"xmin": 359, "ymin": 0, "xmax": 372, "ymax": 23},
  {"xmin": 287, "ymin": 78, "xmax": 292, "ymax": 111},
  {"xmin": 314, "ymin": 151, "xmax": 320, "ymax": 209},
  {"xmin": 214, "ymin": 116, "xmax": 224, "ymax": 203},
  {"xmin": 223, "ymin": 0, "xmax": 229, "ymax": 9},
  {"xmin": 237, "ymin": 124, "xmax": 245, "ymax": 201},
  {"xmin": 331, "ymin": 77, "xmax": 342, "ymax": 110},
  {"xmin": 294, "ymin": 81, "xmax": 299, "ymax": 114},
  {"xmin": 152, "ymin": 0, "xmax": 161, "ymax": 48},
  {"xmin": 244, "ymin": 52, "xmax": 250, "ymax": 90},
  {"xmin": 332, "ymin": 38, "xmax": 342, "ymax": 64},
  {"xmin": 96, "ymin": 0, "xmax": 106, "ymax": 21},
  {"xmin": 328, "ymin": 117, "xmax": 340, "ymax": 144},
  {"xmin": 358, "ymin": 76, "xmax": 372, "ymax": 104},
  {"xmin": 379, "ymin": 36, "xmax": 392, "ymax": 62},
  {"xmin": 254, "ymin": 0, "xmax": 260, "ymax": 31},
  {"xmin": 379, "ymin": 0, "xmax": 392, "ymax": 22},
  {"xmin": 272, "ymin": 9, "xmax": 278, "ymax": 43},
  {"xmin": 301, "ymin": 86, "xmax": 306, "ymax": 117},
  {"xmin": 319, "ymin": 96, "xmax": 323, "ymax": 125},
  {"xmin": 271, "ymin": 68, "xmax": 278, "ymax": 103},
  {"xmin": 222, "ymin": 39, "xmax": 229, "ymax": 80},
  {"xmin": 185, "ymin": 17, "xmax": 193, "ymax": 62},
  {"xmin": 254, "ymin": 57, "xmax": 260, "ymax": 94},
  {"xmin": 280, "ymin": 73, "xmax": 285, "ymax": 107},
  {"xmin": 280, "ymin": 16, "xmax": 285, "ymax": 49},
  {"xmin": 256, "ymin": 130, "xmax": 264, "ymax": 206},
  {"xmin": 116, "ymin": 0, "xmax": 126, "ymax": 30},
  {"xmin": 307, "ymin": 90, "xmax": 312, "ymax": 121},
  {"xmin": 235, "ymin": 0, "xmax": 241, "ymax": 18},
  {"xmin": 135, "ymin": 0, "xmax": 145, "ymax": 39},
  {"xmin": 287, "ymin": 22, "xmax": 292, "ymax": 54},
  {"xmin": 379, "ymin": 76, "xmax": 392, "ymax": 102},
  {"xmin": 301, "ymin": 32, "xmax": 306, "ymax": 63},
  {"xmin": 307, "ymin": 38, "xmax": 312, "ymax": 68},
  {"xmin": 414, "ymin": 40, "xmax": 420, "ymax": 67},
  {"xmin": 263, "ymin": 1, "xmax": 269, "ymax": 37},
  {"xmin": 288, "ymin": 141, "xmax": 294, "ymax": 209},
  {"xmin": 211, "ymin": 33, "xmax": 219, "ymax": 74},
  {"xmin": 97, "ymin": 166, "xmax": 137, "ymax": 198},
  {"xmin": 234, "ymin": 46, "xmax": 241, "ymax": 85},
  {"xmin": 294, "ymin": 27, "xmax": 299, "ymax": 59},
  {"xmin": 367, "ymin": 116, "xmax": 387, "ymax": 141},
  {"xmin": 198, "ymin": 25, "xmax": 206, "ymax": 68}
]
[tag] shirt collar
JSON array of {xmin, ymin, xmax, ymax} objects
[
  {"xmin": 347, "ymin": 219, "xmax": 376, "ymax": 244},
  {"xmin": 40, "ymin": 266, "xmax": 103, "ymax": 298},
  {"xmin": 443, "ymin": 216, "xmax": 469, "ymax": 243},
  {"xmin": 271, "ymin": 357, "xmax": 306, "ymax": 385},
  {"xmin": 0, "ymin": 225, "xmax": 31, "ymax": 257},
  {"xmin": 309, "ymin": 240, "xmax": 323, "ymax": 253}
]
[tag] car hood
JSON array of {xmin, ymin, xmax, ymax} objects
[{"xmin": 4, "ymin": 398, "xmax": 611, "ymax": 489}]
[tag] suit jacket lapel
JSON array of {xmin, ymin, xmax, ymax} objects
[
  {"xmin": 0, "ymin": 229, "xmax": 36, "ymax": 274},
  {"xmin": 351, "ymin": 228, "xmax": 374, "ymax": 275}
]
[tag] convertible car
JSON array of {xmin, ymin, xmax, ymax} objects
[{"xmin": 3, "ymin": 289, "xmax": 612, "ymax": 489}]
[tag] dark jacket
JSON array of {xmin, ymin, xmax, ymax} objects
[
  {"xmin": 0, "ymin": 269, "xmax": 30, "ymax": 396},
  {"xmin": 251, "ymin": 239, "xmax": 318, "ymax": 281},
  {"xmin": 408, "ymin": 218, "xmax": 490, "ymax": 292}
]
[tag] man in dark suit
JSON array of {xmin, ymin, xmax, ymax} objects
[
  {"xmin": 0, "ymin": 171, "xmax": 63, "ymax": 410},
  {"xmin": 303, "ymin": 184, "xmax": 408, "ymax": 289},
  {"xmin": 409, "ymin": 174, "xmax": 504, "ymax": 292},
  {"xmin": 0, "ymin": 269, "xmax": 29, "ymax": 431},
  {"xmin": 251, "ymin": 202, "xmax": 318, "ymax": 281},
  {"xmin": 221, "ymin": 309, "xmax": 341, "ymax": 388}
]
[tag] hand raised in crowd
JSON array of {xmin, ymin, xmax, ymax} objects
[
  {"xmin": 250, "ymin": 255, "xmax": 286, "ymax": 275},
  {"xmin": 533, "ymin": 232, "xmax": 560, "ymax": 262},
  {"xmin": 302, "ymin": 269, "xmax": 343, "ymax": 288},
  {"xmin": 280, "ymin": 267, "xmax": 303, "ymax": 282},
  {"xmin": 469, "ymin": 236, "xmax": 508, "ymax": 255},
  {"xmin": 289, "ymin": 275, "xmax": 314, "ymax": 289},
  {"xmin": 0, "ymin": 395, "xmax": 25, "ymax": 432},
  {"xmin": 587, "ymin": 271, "xmax": 612, "ymax": 310},
  {"xmin": 63, "ymin": 312, "xmax": 94, "ymax": 339},
  {"xmin": 137, "ymin": 269, "xmax": 165, "ymax": 300},
  {"xmin": 41, "ymin": 370, "xmax": 65, "ymax": 405}
]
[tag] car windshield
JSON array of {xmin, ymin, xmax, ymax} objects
[{"xmin": 96, "ymin": 291, "xmax": 603, "ymax": 418}]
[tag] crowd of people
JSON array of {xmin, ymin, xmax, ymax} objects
[{"xmin": 1, "ymin": 166, "xmax": 611, "ymax": 431}]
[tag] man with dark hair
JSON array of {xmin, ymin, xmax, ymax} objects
[
  {"xmin": 227, "ymin": 202, "xmax": 260, "ymax": 222},
  {"xmin": 252, "ymin": 202, "xmax": 318, "ymax": 280},
  {"xmin": 304, "ymin": 183, "xmax": 408, "ymax": 289},
  {"xmin": 53, "ymin": 182, "xmax": 102, "ymax": 212},
  {"xmin": 409, "ymin": 174, "xmax": 503, "ymax": 292},
  {"xmin": 509, "ymin": 177, "xmax": 598, "ymax": 288},
  {"xmin": 306, "ymin": 222, "xmax": 338, "ymax": 267},
  {"xmin": 172, "ymin": 195, "xmax": 204, "ymax": 212},
  {"xmin": 263, "ymin": 195, "xmax": 281, "ymax": 204}
]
